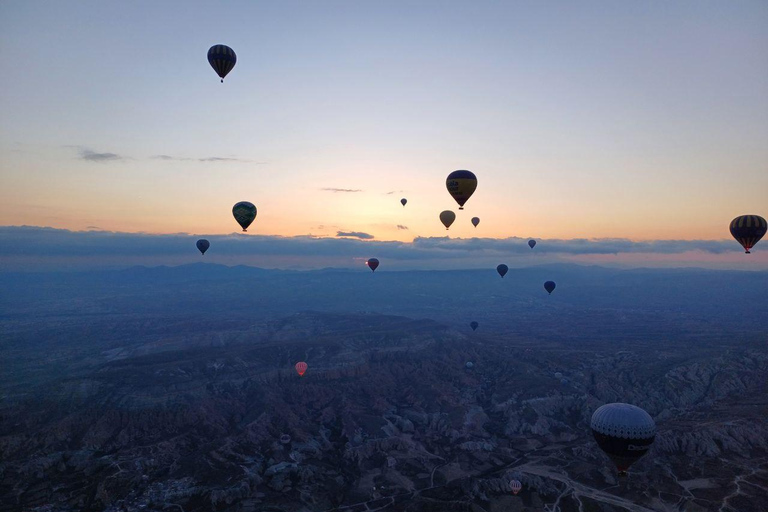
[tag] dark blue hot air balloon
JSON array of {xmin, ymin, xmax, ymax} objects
[
  {"xmin": 496, "ymin": 264, "xmax": 508, "ymax": 278},
  {"xmin": 196, "ymin": 239, "xmax": 210, "ymax": 255},
  {"xmin": 470, "ymin": 321, "xmax": 479, "ymax": 331},
  {"xmin": 590, "ymin": 403, "xmax": 656, "ymax": 476},
  {"xmin": 208, "ymin": 44, "xmax": 237, "ymax": 83},
  {"xmin": 528, "ymin": 239, "xmax": 536, "ymax": 249},
  {"xmin": 544, "ymin": 281, "xmax": 556, "ymax": 294}
]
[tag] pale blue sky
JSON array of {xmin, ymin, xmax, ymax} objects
[{"xmin": 1, "ymin": 1, "xmax": 766, "ymax": 248}]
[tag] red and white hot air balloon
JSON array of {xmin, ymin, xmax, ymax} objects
[
  {"xmin": 295, "ymin": 361, "xmax": 308, "ymax": 377},
  {"xmin": 510, "ymin": 480, "xmax": 522, "ymax": 495}
]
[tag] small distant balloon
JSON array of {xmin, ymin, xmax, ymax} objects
[
  {"xmin": 510, "ymin": 480, "xmax": 522, "ymax": 495},
  {"xmin": 295, "ymin": 362, "xmax": 308, "ymax": 377},
  {"xmin": 196, "ymin": 239, "xmax": 210, "ymax": 255},
  {"xmin": 544, "ymin": 281, "xmax": 556, "ymax": 294},
  {"xmin": 471, "ymin": 217, "xmax": 480, "ymax": 227},
  {"xmin": 528, "ymin": 239, "xmax": 536, "ymax": 249},
  {"xmin": 401, "ymin": 198, "xmax": 407, "ymax": 207},
  {"xmin": 367, "ymin": 258, "xmax": 380, "ymax": 272},
  {"xmin": 465, "ymin": 361, "xmax": 474, "ymax": 369},
  {"xmin": 440, "ymin": 210, "xmax": 456, "ymax": 230},
  {"xmin": 554, "ymin": 372, "xmax": 563, "ymax": 379},
  {"xmin": 445, "ymin": 170, "xmax": 477, "ymax": 210},
  {"xmin": 470, "ymin": 321, "xmax": 479, "ymax": 331},
  {"xmin": 729, "ymin": 215, "xmax": 766, "ymax": 254},
  {"xmin": 496, "ymin": 264, "xmax": 508, "ymax": 278},
  {"xmin": 207, "ymin": 44, "xmax": 237, "ymax": 83},
  {"xmin": 232, "ymin": 201, "xmax": 257, "ymax": 232}
]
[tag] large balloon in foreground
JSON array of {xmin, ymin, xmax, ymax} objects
[
  {"xmin": 445, "ymin": 170, "xmax": 477, "ymax": 210},
  {"xmin": 528, "ymin": 239, "xmax": 536, "ymax": 249},
  {"xmin": 730, "ymin": 215, "xmax": 766, "ymax": 254},
  {"xmin": 470, "ymin": 321, "xmax": 479, "ymax": 331},
  {"xmin": 496, "ymin": 264, "xmax": 508, "ymax": 278},
  {"xmin": 196, "ymin": 239, "xmax": 210, "ymax": 255},
  {"xmin": 544, "ymin": 281, "xmax": 556, "ymax": 294},
  {"xmin": 510, "ymin": 480, "xmax": 522, "ymax": 495},
  {"xmin": 232, "ymin": 202, "xmax": 257, "ymax": 232},
  {"xmin": 295, "ymin": 362, "xmax": 308, "ymax": 377},
  {"xmin": 471, "ymin": 217, "xmax": 480, "ymax": 227},
  {"xmin": 440, "ymin": 210, "xmax": 456, "ymax": 230},
  {"xmin": 207, "ymin": 44, "xmax": 237, "ymax": 83},
  {"xmin": 401, "ymin": 198, "xmax": 407, "ymax": 207},
  {"xmin": 367, "ymin": 258, "xmax": 380, "ymax": 272},
  {"xmin": 590, "ymin": 403, "xmax": 656, "ymax": 476}
]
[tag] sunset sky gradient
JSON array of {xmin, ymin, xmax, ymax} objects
[{"xmin": 1, "ymin": 1, "xmax": 766, "ymax": 269}]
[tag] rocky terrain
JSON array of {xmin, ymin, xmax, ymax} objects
[{"xmin": 1, "ymin": 265, "xmax": 767, "ymax": 511}]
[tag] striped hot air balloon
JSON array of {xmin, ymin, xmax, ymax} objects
[
  {"xmin": 295, "ymin": 362, "xmax": 308, "ymax": 377},
  {"xmin": 207, "ymin": 44, "xmax": 237, "ymax": 83},
  {"xmin": 730, "ymin": 215, "xmax": 767, "ymax": 254},
  {"xmin": 446, "ymin": 170, "xmax": 477, "ymax": 210},
  {"xmin": 510, "ymin": 480, "xmax": 522, "ymax": 495}
]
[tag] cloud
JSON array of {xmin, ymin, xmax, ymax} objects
[
  {"xmin": 151, "ymin": 154, "xmax": 191, "ymax": 161},
  {"xmin": 322, "ymin": 188, "xmax": 362, "ymax": 193},
  {"xmin": 336, "ymin": 231, "xmax": 374, "ymax": 240},
  {"xmin": 77, "ymin": 147, "xmax": 123, "ymax": 162},
  {"xmin": 397, "ymin": 225, "xmax": 409, "ymax": 230},
  {"xmin": 385, "ymin": 190, "xmax": 403, "ymax": 195},
  {"xmin": 198, "ymin": 157, "xmax": 245, "ymax": 162},
  {"xmin": 0, "ymin": 226, "xmax": 761, "ymax": 271}
]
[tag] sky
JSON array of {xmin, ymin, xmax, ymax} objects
[{"xmin": 1, "ymin": 1, "xmax": 767, "ymax": 270}]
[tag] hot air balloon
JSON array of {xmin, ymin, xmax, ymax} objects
[
  {"xmin": 554, "ymin": 372, "xmax": 563, "ymax": 379},
  {"xmin": 510, "ymin": 480, "xmax": 522, "ymax": 495},
  {"xmin": 465, "ymin": 361, "xmax": 474, "ymax": 369},
  {"xmin": 401, "ymin": 198, "xmax": 407, "ymax": 207},
  {"xmin": 471, "ymin": 217, "xmax": 480, "ymax": 227},
  {"xmin": 207, "ymin": 44, "xmax": 237, "ymax": 83},
  {"xmin": 440, "ymin": 210, "xmax": 456, "ymax": 230},
  {"xmin": 446, "ymin": 170, "xmax": 477, "ymax": 210},
  {"xmin": 590, "ymin": 403, "xmax": 656, "ymax": 476},
  {"xmin": 496, "ymin": 264, "xmax": 508, "ymax": 278},
  {"xmin": 730, "ymin": 215, "xmax": 767, "ymax": 254},
  {"xmin": 544, "ymin": 281, "xmax": 556, "ymax": 294},
  {"xmin": 295, "ymin": 362, "xmax": 308, "ymax": 377},
  {"xmin": 528, "ymin": 239, "xmax": 536, "ymax": 249},
  {"xmin": 367, "ymin": 258, "xmax": 380, "ymax": 272},
  {"xmin": 196, "ymin": 239, "xmax": 210, "ymax": 255},
  {"xmin": 232, "ymin": 202, "xmax": 257, "ymax": 232},
  {"xmin": 470, "ymin": 321, "xmax": 479, "ymax": 331}
]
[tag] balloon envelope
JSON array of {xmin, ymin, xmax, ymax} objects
[
  {"xmin": 400, "ymin": 198, "xmax": 407, "ymax": 206},
  {"xmin": 496, "ymin": 264, "xmax": 508, "ymax": 278},
  {"xmin": 207, "ymin": 44, "xmax": 237, "ymax": 82},
  {"xmin": 465, "ymin": 361, "xmax": 474, "ymax": 369},
  {"xmin": 730, "ymin": 215, "xmax": 767, "ymax": 254},
  {"xmin": 446, "ymin": 170, "xmax": 477, "ymax": 209},
  {"xmin": 590, "ymin": 403, "xmax": 656, "ymax": 475},
  {"xmin": 232, "ymin": 202, "xmax": 257, "ymax": 232},
  {"xmin": 510, "ymin": 480, "xmax": 522, "ymax": 495},
  {"xmin": 366, "ymin": 258, "xmax": 380, "ymax": 272},
  {"xmin": 528, "ymin": 239, "xmax": 536, "ymax": 249},
  {"xmin": 295, "ymin": 362, "xmax": 308, "ymax": 377},
  {"xmin": 470, "ymin": 321, "xmax": 479, "ymax": 331},
  {"xmin": 440, "ymin": 210, "xmax": 456, "ymax": 230},
  {"xmin": 471, "ymin": 217, "xmax": 480, "ymax": 227},
  {"xmin": 544, "ymin": 281, "xmax": 556, "ymax": 294},
  {"xmin": 196, "ymin": 239, "xmax": 210, "ymax": 255}
]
